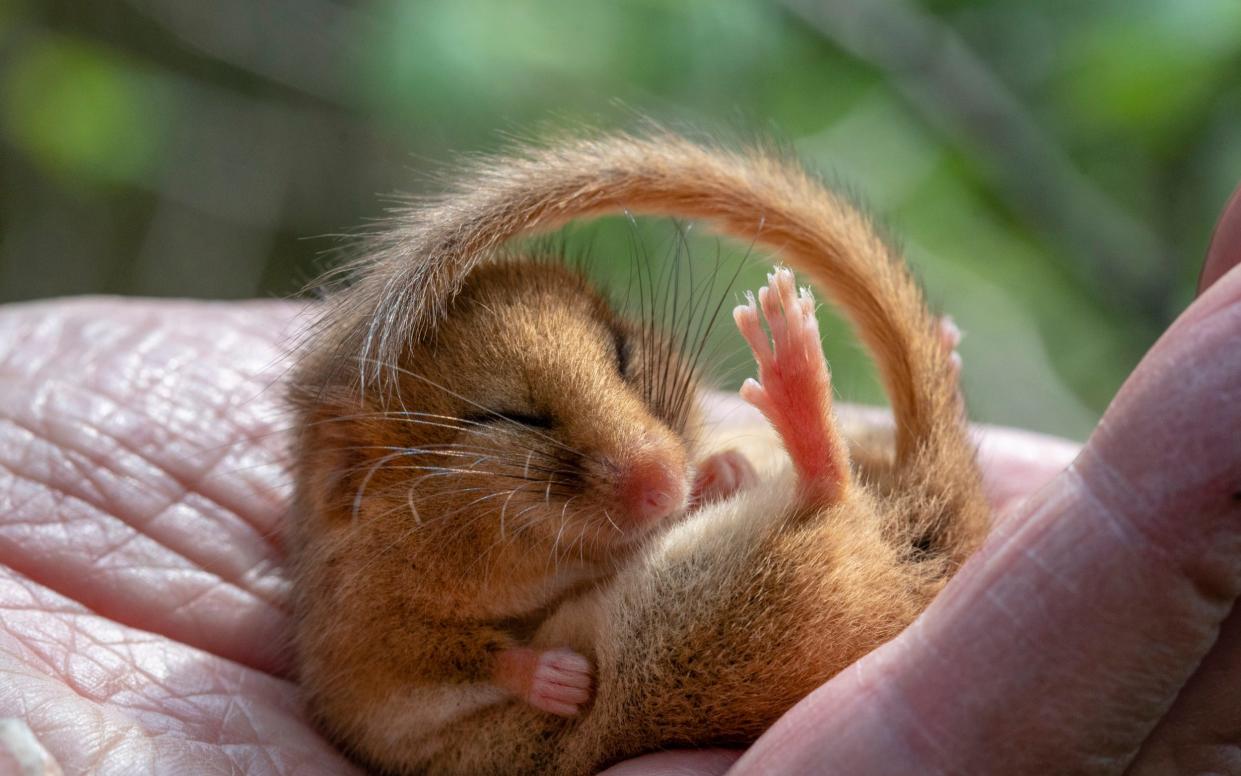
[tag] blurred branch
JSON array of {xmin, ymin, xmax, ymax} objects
[{"xmin": 780, "ymin": 0, "xmax": 1175, "ymax": 323}]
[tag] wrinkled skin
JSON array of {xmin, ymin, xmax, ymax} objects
[{"xmin": 1, "ymin": 190, "xmax": 1238, "ymax": 775}]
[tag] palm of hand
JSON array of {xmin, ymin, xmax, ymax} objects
[{"xmin": 0, "ymin": 300, "xmax": 359, "ymax": 775}]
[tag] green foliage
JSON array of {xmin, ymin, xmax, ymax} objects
[
  {"xmin": 2, "ymin": 0, "xmax": 1237, "ymax": 438},
  {"xmin": 3, "ymin": 35, "xmax": 171, "ymax": 185},
  {"xmin": 1061, "ymin": 1, "xmax": 1241, "ymax": 144}
]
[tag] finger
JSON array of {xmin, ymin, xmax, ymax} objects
[
  {"xmin": 1126, "ymin": 600, "xmax": 1241, "ymax": 774},
  {"xmin": 733, "ymin": 262, "xmax": 1241, "ymax": 774},
  {"xmin": 596, "ymin": 748, "xmax": 740, "ymax": 776},
  {"xmin": 973, "ymin": 421, "xmax": 1080, "ymax": 519},
  {"xmin": 1197, "ymin": 181, "xmax": 1241, "ymax": 295},
  {"xmin": 733, "ymin": 294, "xmax": 773, "ymax": 363},
  {"xmin": 1125, "ymin": 186, "xmax": 1241, "ymax": 771}
]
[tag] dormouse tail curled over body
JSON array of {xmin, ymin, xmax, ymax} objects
[
  {"xmin": 292, "ymin": 131, "xmax": 991, "ymax": 774},
  {"xmin": 322, "ymin": 132, "xmax": 986, "ymax": 555}
]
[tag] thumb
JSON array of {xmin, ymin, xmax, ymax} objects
[
  {"xmin": 1197, "ymin": 181, "xmax": 1241, "ymax": 295},
  {"xmin": 1121, "ymin": 182, "xmax": 1241, "ymax": 773},
  {"xmin": 733, "ymin": 267, "xmax": 1241, "ymax": 774}
]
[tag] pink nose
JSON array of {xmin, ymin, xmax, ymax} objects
[{"xmin": 617, "ymin": 456, "xmax": 687, "ymax": 524}]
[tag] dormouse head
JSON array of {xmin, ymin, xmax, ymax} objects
[{"xmin": 300, "ymin": 258, "xmax": 703, "ymax": 567}]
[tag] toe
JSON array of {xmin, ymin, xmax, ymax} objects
[
  {"xmin": 758, "ymin": 285, "xmax": 787, "ymax": 347},
  {"xmin": 734, "ymin": 299, "xmax": 772, "ymax": 362},
  {"xmin": 692, "ymin": 449, "xmax": 756, "ymax": 505},
  {"xmin": 938, "ymin": 315, "xmax": 962, "ymax": 351},
  {"xmin": 740, "ymin": 378, "xmax": 773, "ymax": 416}
]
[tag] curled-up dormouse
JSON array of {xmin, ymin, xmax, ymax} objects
[{"xmin": 286, "ymin": 132, "xmax": 988, "ymax": 774}]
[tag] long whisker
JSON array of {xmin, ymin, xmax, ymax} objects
[{"xmin": 350, "ymin": 450, "xmax": 415, "ymax": 523}]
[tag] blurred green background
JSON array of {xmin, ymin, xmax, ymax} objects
[{"xmin": 3, "ymin": 0, "xmax": 1239, "ymax": 439}]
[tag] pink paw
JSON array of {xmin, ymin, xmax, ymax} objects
[
  {"xmin": 691, "ymin": 448, "xmax": 758, "ymax": 506},
  {"xmin": 527, "ymin": 649, "xmax": 592, "ymax": 716},
  {"xmin": 496, "ymin": 647, "xmax": 593, "ymax": 717},
  {"xmin": 938, "ymin": 315, "xmax": 963, "ymax": 378},
  {"xmin": 733, "ymin": 267, "xmax": 849, "ymax": 502}
]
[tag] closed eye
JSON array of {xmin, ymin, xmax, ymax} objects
[
  {"xmin": 462, "ymin": 410, "xmax": 555, "ymax": 431},
  {"xmin": 612, "ymin": 323, "xmax": 630, "ymax": 378}
]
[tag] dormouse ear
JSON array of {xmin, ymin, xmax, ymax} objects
[{"xmin": 290, "ymin": 388, "xmax": 370, "ymax": 528}]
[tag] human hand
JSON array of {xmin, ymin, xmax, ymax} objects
[
  {"xmin": 0, "ymin": 300, "xmax": 361, "ymax": 774},
  {"xmin": 0, "ymin": 293, "xmax": 1081, "ymax": 774}
]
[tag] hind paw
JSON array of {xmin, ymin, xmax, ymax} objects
[{"xmin": 733, "ymin": 267, "xmax": 850, "ymax": 502}]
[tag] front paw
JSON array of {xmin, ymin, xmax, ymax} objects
[
  {"xmin": 691, "ymin": 448, "xmax": 757, "ymax": 506},
  {"xmin": 496, "ymin": 647, "xmax": 593, "ymax": 717},
  {"xmin": 526, "ymin": 649, "xmax": 592, "ymax": 717}
]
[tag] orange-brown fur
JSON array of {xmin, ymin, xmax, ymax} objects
[
  {"xmin": 288, "ymin": 260, "xmax": 702, "ymax": 764},
  {"xmin": 286, "ymin": 132, "xmax": 990, "ymax": 774}
]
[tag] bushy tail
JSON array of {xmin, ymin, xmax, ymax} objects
[{"xmin": 327, "ymin": 133, "xmax": 972, "ymax": 478}]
